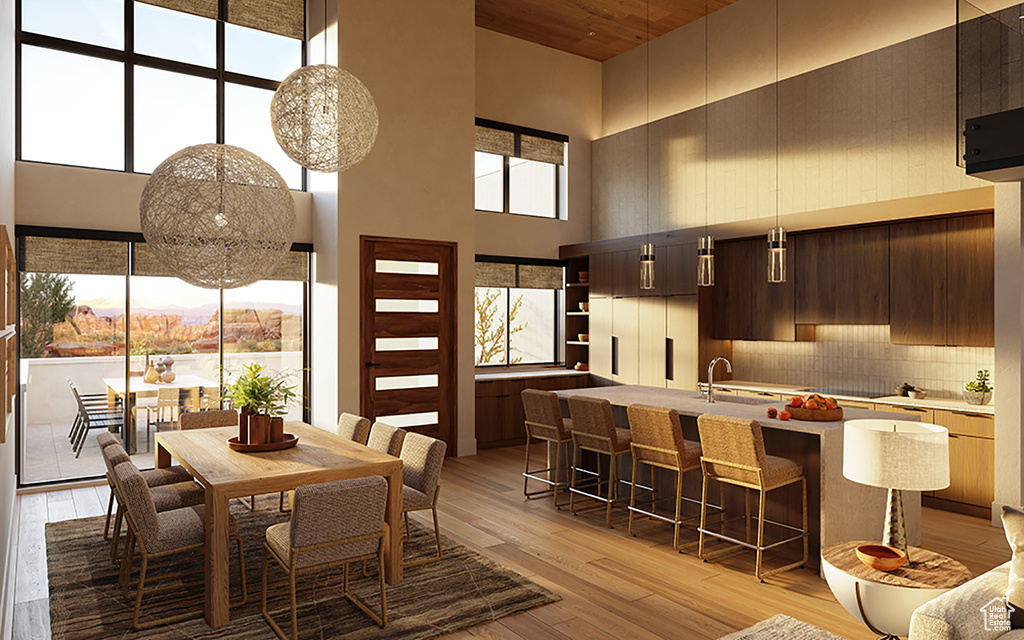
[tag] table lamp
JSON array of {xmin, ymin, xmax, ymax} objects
[{"xmin": 843, "ymin": 420, "xmax": 949, "ymax": 562}]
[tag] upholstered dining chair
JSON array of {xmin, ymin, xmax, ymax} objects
[
  {"xmin": 113, "ymin": 461, "xmax": 246, "ymax": 630},
  {"xmin": 261, "ymin": 476, "xmax": 389, "ymax": 640},
  {"xmin": 399, "ymin": 431, "xmax": 447, "ymax": 567},
  {"xmin": 100, "ymin": 439, "xmax": 204, "ymax": 565},
  {"xmin": 567, "ymin": 395, "xmax": 633, "ymax": 528},
  {"xmin": 337, "ymin": 412, "xmax": 372, "ymax": 445},
  {"xmin": 366, "ymin": 422, "xmax": 406, "ymax": 457},
  {"xmin": 696, "ymin": 413, "xmax": 809, "ymax": 581},
  {"xmin": 521, "ymin": 389, "xmax": 573, "ymax": 508}
]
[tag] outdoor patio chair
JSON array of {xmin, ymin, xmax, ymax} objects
[{"xmin": 70, "ymin": 383, "xmax": 123, "ymax": 458}]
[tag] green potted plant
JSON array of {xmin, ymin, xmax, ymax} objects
[
  {"xmin": 226, "ymin": 363, "xmax": 297, "ymax": 444},
  {"xmin": 964, "ymin": 369, "xmax": 993, "ymax": 406}
]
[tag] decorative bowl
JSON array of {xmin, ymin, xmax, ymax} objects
[
  {"xmin": 578, "ymin": 334, "xmax": 589, "ymax": 342},
  {"xmin": 579, "ymin": 302, "xmax": 589, "ymax": 312},
  {"xmin": 908, "ymin": 390, "xmax": 927, "ymax": 400},
  {"xmin": 578, "ymin": 271, "xmax": 589, "ymax": 283},
  {"xmin": 856, "ymin": 544, "xmax": 906, "ymax": 571},
  {"xmin": 964, "ymin": 390, "xmax": 992, "ymax": 406},
  {"xmin": 573, "ymin": 362, "xmax": 589, "ymax": 371}
]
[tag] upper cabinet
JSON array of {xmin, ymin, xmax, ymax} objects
[
  {"xmin": 712, "ymin": 237, "xmax": 794, "ymax": 341},
  {"xmin": 795, "ymin": 226, "xmax": 888, "ymax": 325},
  {"xmin": 946, "ymin": 214, "xmax": 994, "ymax": 347}
]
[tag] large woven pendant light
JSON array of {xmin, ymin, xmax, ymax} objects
[{"xmin": 139, "ymin": 143, "xmax": 296, "ymax": 289}]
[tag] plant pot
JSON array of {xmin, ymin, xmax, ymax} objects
[
  {"xmin": 249, "ymin": 415, "xmax": 271, "ymax": 445},
  {"xmin": 238, "ymin": 407, "xmax": 254, "ymax": 444},
  {"xmin": 963, "ymin": 391, "xmax": 992, "ymax": 406},
  {"xmin": 270, "ymin": 417, "xmax": 284, "ymax": 443}
]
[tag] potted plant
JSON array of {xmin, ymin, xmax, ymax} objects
[
  {"xmin": 226, "ymin": 363, "xmax": 297, "ymax": 444},
  {"xmin": 964, "ymin": 369, "xmax": 993, "ymax": 406}
]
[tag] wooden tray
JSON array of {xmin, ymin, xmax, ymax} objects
[
  {"xmin": 227, "ymin": 433, "xmax": 298, "ymax": 452},
  {"xmin": 787, "ymin": 406, "xmax": 843, "ymax": 421}
]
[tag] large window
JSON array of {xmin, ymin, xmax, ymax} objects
[
  {"xmin": 17, "ymin": 0, "xmax": 305, "ymax": 189},
  {"xmin": 474, "ymin": 257, "xmax": 564, "ymax": 366},
  {"xmin": 474, "ymin": 119, "xmax": 568, "ymax": 219}
]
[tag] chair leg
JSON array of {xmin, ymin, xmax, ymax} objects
[
  {"xmin": 673, "ymin": 468, "xmax": 683, "ymax": 551},
  {"xmin": 523, "ymin": 432, "xmax": 533, "ymax": 499},
  {"xmin": 110, "ymin": 505, "xmax": 124, "ymax": 565},
  {"xmin": 289, "ymin": 571, "xmax": 298, "ymax": 640},
  {"xmin": 130, "ymin": 555, "xmax": 150, "ymax": 630},
  {"xmin": 698, "ymin": 473, "xmax": 709, "ymax": 560},
  {"xmin": 232, "ymin": 534, "xmax": 248, "ymax": 607},
  {"xmin": 755, "ymin": 487, "xmax": 767, "ymax": 582},
  {"xmin": 103, "ymin": 491, "xmax": 115, "ymax": 541}
]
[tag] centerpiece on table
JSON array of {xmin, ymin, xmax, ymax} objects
[
  {"xmin": 225, "ymin": 363, "xmax": 298, "ymax": 450},
  {"xmin": 964, "ymin": 369, "xmax": 992, "ymax": 406}
]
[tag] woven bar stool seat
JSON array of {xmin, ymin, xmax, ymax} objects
[
  {"xmin": 696, "ymin": 414, "xmax": 808, "ymax": 582},
  {"xmin": 567, "ymin": 395, "xmax": 633, "ymax": 528},
  {"xmin": 521, "ymin": 389, "xmax": 574, "ymax": 508},
  {"xmin": 626, "ymin": 404, "xmax": 716, "ymax": 550}
]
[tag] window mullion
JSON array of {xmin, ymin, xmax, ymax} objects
[
  {"xmin": 216, "ymin": 0, "xmax": 226, "ymax": 144},
  {"xmin": 124, "ymin": 0, "xmax": 133, "ymax": 172},
  {"xmin": 502, "ymin": 155, "xmax": 510, "ymax": 214}
]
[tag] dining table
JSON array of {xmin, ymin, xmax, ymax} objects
[
  {"xmin": 104, "ymin": 374, "xmax": 218, "ymax": 453},
  {"xmin": 155, "ymin": 421, "xmax": 404, "ymax": 629}
]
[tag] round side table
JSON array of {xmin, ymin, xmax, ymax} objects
[{"xmin": 822, "ymin": 541, "xmax": 972, "ymax": 640}]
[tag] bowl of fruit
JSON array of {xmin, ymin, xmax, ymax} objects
[{"xmin": 780, "ymin": 394, "xmax": 843, "ymax": 421}]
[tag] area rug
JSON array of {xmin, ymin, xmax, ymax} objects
[
  {"xmin": 717, "ymin": 614, "xmax": 848, "ymax": 640},
  {"xmin": 47, "ymin": 504, "xmax": 559, "ymax": 639}
]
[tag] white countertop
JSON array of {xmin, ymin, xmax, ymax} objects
[{"xmin": 475, "ymin": 367, "xmax": 589, "ymax": 381}]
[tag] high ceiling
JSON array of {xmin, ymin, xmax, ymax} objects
[{"xmin": 476, "ymin": 0, "xmax": 740, "ymax": 62}]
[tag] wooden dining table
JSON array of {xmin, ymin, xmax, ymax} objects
[
  {"xmin": 105, "ymin": 374, "xmax": 218, "ymax": 453},
  {"xmin": 155, "ymin": 422, "xmax": 404, "ymax": 629}
]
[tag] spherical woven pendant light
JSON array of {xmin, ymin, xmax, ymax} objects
[
  {"xmin": 139, "ymin": 143, "xmax": 296, "ymax": 290},
  {"xmin": 270, "ymin": 64, "xmax": 378, "ymax": 173}
]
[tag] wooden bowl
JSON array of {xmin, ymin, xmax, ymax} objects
[
  {"xmin": 856, "ymin": 544, "xmax": 906, "ymax": 571},
  {"xmin": 786, "ymin": 406, "xmax": 843, "ymax": 421}
]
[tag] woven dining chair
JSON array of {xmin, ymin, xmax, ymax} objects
[
  {"xmin": 134, "ymin": 387, "xmax": 181, "ymax": 451},
  {"xmin": 696, "ymin": 414, "xmax": 808, "ymax": 581},
  {"xmin": 399, "ymin": 431, "xmax": 447, "ymax": 567},
  {"xmin": 337, "ymin": 412, "xmax": 372, "ymax": 445},
  {"xmin": 261, "ymin": 476, "xmax": 389, "ymax": 640},
  {"xmin": 521, "ymin": 389, "xmax": 573, "ymax": 509},
  {"xmin": 366, "ymin": 422, "xmax": 406, "ymax": 457},
  {"xmin": 567, "ymin": 395, "xmax": 633, "ymax": 528},
  {"xmin": 114, "ymin": 461, "xmax": 246, "ymax": 630}
]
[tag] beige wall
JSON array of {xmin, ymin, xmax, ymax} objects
[
  {"xmin": 0, "ymin": 0, "xmax": 15, "ymax": 635},
  {"xmin": 332, "ymin": 0, "xmax": 477, "ymax": 455},
  {"xmin": 474, "ymin": 28, "xmax": 601, "ymax": 258}
]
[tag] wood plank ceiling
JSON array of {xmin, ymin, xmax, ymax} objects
[{"xmin": 476, "ymin": 0, "xmax": 740, "ymax": 62}]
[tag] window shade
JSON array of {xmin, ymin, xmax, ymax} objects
[
  {"xmin": 475, "ymin": 262, "xmax": 563, "ymax": 290},
  {"xmin": 22, "ymin": 236, "xmax": 129, "ymax": 276},
  {"xmin": 475, "ymin": 121, "xmax": 567, "ymax": 166},
  {"xmin": 137, "ymin": 0, "xmax": 304, "ymax": 39},
  {"xmin": 136, "ymin": 243, "xmax": 309, "ymax": 281}
]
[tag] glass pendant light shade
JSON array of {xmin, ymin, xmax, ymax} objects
[
  {"xmin": 698, "ymin": 235, "xmax": 715, "ymax": 287},
  {"xmin": 768, "ymin": 226, "xmax": 787, "ymax": 283},
  {"xmin": 640, "ymin": 242, "xmax": 655, "ymax": 290}
]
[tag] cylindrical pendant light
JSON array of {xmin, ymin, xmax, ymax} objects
[
  {"xmin": 767, "ymin": 0, "xmax": 788, "ymax": 284},
  {"xmin": 698, "ymin": 235, "xmax": 715, "ymax": 287},
  {"xmin": 639, "ymin": 0, "xmax": 656, "ymax": 292},
  {"xmin": 640, "ymin": 243, "xmax": 656, "ymax": 290},
  {"xmin": 768, "ymin": 226, "xmax": 786, "ymax": 283}
]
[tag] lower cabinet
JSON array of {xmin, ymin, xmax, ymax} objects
[
  {"xmin": 474, "ymin": 374, "xmax": 591, "ymax": 449},
  {"xmin": 925, "ymin": 408, "xmax": 994, "ymax": 517}
]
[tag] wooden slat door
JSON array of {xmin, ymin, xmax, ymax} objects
[{"xmin": 360, "ymin": 237, "xmax": 457, "ymax": 453}]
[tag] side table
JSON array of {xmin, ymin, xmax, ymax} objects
[{"xmin": 822, "ymin": 541, "xmax": 972, "ymax": 639}]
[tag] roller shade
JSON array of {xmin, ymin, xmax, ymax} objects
[
  {"xmin": 22, "ymin": 236, "xmax": 128, "ymax": 276},
  {"xmin": 475, "ymin": 261, "xmax": 563, "ymax": 290},
  {"xmin": 137, "ymin": 0, "xmax": 304, "ymax": 39},
  {"xmin": 475, "ymin": 120, "xmax": 567, "ymax": 166},
  {"xmin": 135, "ymin": 243, "xmax": 308, "ymax": 281}
]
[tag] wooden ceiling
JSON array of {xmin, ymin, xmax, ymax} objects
[{"xmin": 476, "ymin": 0, "xmax": 740, "ymax": 62}]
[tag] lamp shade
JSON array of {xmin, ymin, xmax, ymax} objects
[{"xmin": 843, "ymin": 419, "xmax": 950, "ymax": 491}]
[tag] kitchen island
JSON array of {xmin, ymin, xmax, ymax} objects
[{"xmin": 555, "ymin": 385, "xmax": 923, "ymax": 569}]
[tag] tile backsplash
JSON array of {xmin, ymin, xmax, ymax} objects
[{"xmin": 731, "ymin": 325, "xmax": 994, "ymax": 400}]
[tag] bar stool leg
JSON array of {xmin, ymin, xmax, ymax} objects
[
  {"xmin": 673, "ymin": 467, "xmax": 683, "ymax": 551},
  {"xmin": 570, "ymin": 440, "xmax": 580, "ymax": 515},
  {"xmin": 629, "ymin": 457, "xmax": 640, "ymax": 534},
  {"xmin": 606, "ymin": 453, "xmax": 616, "ymax": 528},
  {"xmin": 698, "ymin": 472, "xmax": 709, "ymax": 559},
  {"xmin": 523, "ymin": 431, "xmax": 533, "ymax": 498},
  {"xmin": 756, "ymin": 486, "xmax": 767, "ymax": 582}
]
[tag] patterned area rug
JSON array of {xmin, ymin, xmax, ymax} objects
[
  {"xmin": 718, "ymin": 614, "xmax": 849, "ymax": 640},
  {"xmin": 47, "ymin": 503, "xmax": 559, "ymax": 639}
]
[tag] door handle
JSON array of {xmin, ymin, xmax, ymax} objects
[{"xmin": 365, "ymin": 362, "xmax": 381, "ymax": 368}]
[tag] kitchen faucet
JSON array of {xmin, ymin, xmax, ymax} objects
[{"xmin": 706, "ymin": 356, "xmax": 732, "ymax": 403}]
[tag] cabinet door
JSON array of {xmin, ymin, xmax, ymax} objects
[
  {"xmin": 795, "ymin": 231, "xmax": 836, "ymax": 324},
  {"xmin": 590, "ymin": 252, "xmax": 614, "ymax": 298},
  {"xmin": 664, "ymin": 244, "xmax": 697, "ymax": 296},
  {"xmin": 499, "ymin": 380, "xmax": 527, "ymax": 442},
  {"xmin": 589, "ymin": 296, "xmax": 612, "ymax": 380},
  {"xmin": 474, "ymin": 393, "xmax": 502, "ymax": 446},
  {"xmin": 946, "ymin": 213, "xmax": 994, "ymax": 347},
  {"xmin": 877, "ymin": 405, "xmax": 934, "ymax": 423},
  {"xmin": 933, "ymin": 434, "xmax": 994, "ymax": 508},
  {"xmin": 890, "ymin": 218, "xmax": 946, "ymax": 345},
  {"xmin": 638, "ymin": 296, "xmax": 667, "ymax": 387},
  {"xmin": 933, "ymin": 408, "xmax": 993, "ymax": 438},
  {"xmin": 613, "ymin": 249, "xmax": 640, "ymax": 298},
  {"xmin": 666, "ymin": 296, "xmax": 698, "ymax": 391},
  {"xmin": 612, "ymin": 297, "xmax": 639, "ymax": 384},
  {"xmin": 711, "ymin": 240, "xmax": 753, "ymax": 340},
  {"xmin": 751, "ymin": 236, "xmax": 795, "ymax": 341},
  {"xmin": 835, "ymin": 225, "xmax": 889, "ymax": 324}
]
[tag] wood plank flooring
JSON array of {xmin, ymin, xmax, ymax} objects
[{"xmin": 10, "ymin": 444, "xmax": 1012, "ymax": 639}]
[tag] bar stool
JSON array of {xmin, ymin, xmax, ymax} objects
[
  {"xmin": 626, "ymin": 404, "xmax": 712, "ymax": 550},
  {"xmin": 567, "ymin": 395, "xmax": 632, "ymax": 528},
  {"xmin": 696, "ymin": 414, "xmax": 808, "ymax": 581},
  {"xmin": 521, "ymin": 389, "xmax": 573, "ymax": 509}
]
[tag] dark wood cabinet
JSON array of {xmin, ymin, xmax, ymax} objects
[
  {"xmin": 711, "ymin": 240, "xmax": 754, "ymax": 340},
  {"xmin": 835, "ymin": 225, "xmax": 889, "ymax": 324},
  {"xmin": 613, "ymin": 249, "xmax": 640, "ymax": 297},
  {"xmin": 946, "ymin": 214, "xmax": 994, "ymax": 347},
  {"xmin": 664, "ymin": 243, "xmax": 698, "ymax": 296},
  {"xmin": 475, "ymin": 374, "xmax": 591, "ymax": 449},
  {"xmin": 589, "ymin": 252, "xmax": 613, "ymax": 298},
  {"xmin": 795, "ymin": 231, "xmax": 837, "ymax": 324},
  {"xmin": 890, "ymin": 218, "xmax": 947, "ymax": 345},
  {"xmin": 751, "ymin": 236, "xmax": 795, "ymax": 341}
]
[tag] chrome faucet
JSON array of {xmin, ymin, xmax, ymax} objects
[{"xmin": 706, "ymin": 357, "xmax": 732, "ymax": 403}]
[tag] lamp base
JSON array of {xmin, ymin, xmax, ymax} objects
[{"xmin": 882, "ymin": 488, "xmax": 908, "ymax": 562}]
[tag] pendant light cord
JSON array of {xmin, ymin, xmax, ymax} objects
[
  {"xmin": 775, "ymin": 0, "xmax": 780, "ymax": 229},
  {"xmin": 646, "ymin": 0, "xmax": 651, "ymax": 248},
  {"xmin": 704, "ymin": 0, "xmax": 708, "ymax": 238}
]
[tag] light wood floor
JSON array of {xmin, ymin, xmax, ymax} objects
[{"xmin": 10, "ymin": 443, "xmax": 1012, "ymax": 639}]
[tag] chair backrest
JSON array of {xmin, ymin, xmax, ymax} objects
[
  {"xmin": 290, "ymin": 476, "xmax": 387, "ymax": 567},
  {"xmin": 696, "ymin": 414, "xmax": 767, "ymax": 486},
  {"xmin": 101, "ymin": 441, "xmax": 132, "ymax": 479},
  {"xmin": 96, "ymin": 432, "xmax": 120, "ymax": 449},
  {"xmin": 366, "ymin": 422, "xmax": 406, "ymax": 457},
  {"xmin": 337, "ymin": 413, "xmax": 372, "ymax": 445},
  {"xmin": 400, "ymin": 432, "xmax": 446, "ymax": 498},
  {"xmin": 521, "ymin": 389, "xmax": 570, "ymax": 440},
  {"xmin": 179, "ymin": 409, "xmax": 238, "ymax": 430},
  {"xmin": 567, "ymin": 395, "xmax": 621, "ymax": 451},
  {"xmin": 112, "ymin": 461, "xmax": 160, "ymax": 547},
  {"xmin": 202, "ymin": 387, "xmax": 221, "ymax": 409},
  {"xmin": 626, "ymin": 404, "xmax": 687, "ymax": 469}
]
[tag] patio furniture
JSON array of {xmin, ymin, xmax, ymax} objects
[
  {"xmin": 104, "ymin": 374, "xmax": 218, "ymax": 454},
  {"xmin": 133, "ymin": 387, "xmax": 180, "ymax": 451},
  {"xmin": 70, "ymin": 382, "xmax": 123, "ymax": 458}
]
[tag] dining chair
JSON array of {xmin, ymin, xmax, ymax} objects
[
  {"xmin": 200, "ymin": 386, "xmax": 223, "ymax": 410},
  {"xmin": 69, "ymin": 382, "xmax": 123, "ymax": 458},
  {"xmin": 114, "ymin": 461, "xmax": 246, "ymax": 630},
  {"xmin": 696, "ymin": 413, "xmax": 808, "ymax": 581},
  {"xmin": 337, "ymin": 412, "xmax": 371, "ymax": 445},
  {"xmin": 567, "ymin": 395, "xmax": 633, "ymax": 528},
  {"xmin": 400, "ymin": 431, "xmax": 447, "ymax": 567},
  {"xmin": 261, "ymin": 476, "xmax": 389, "ymax": 639},
  {"xmin": 521, "ymin": 389, "xmax": 573, "ymax": 508},
  {"xmin": 134, "ymin": 387, "xmax": 180, "ymax": 450},
  {"xmin": 366, "ymin": 422, "xmax": 406, "ymax": 457}
]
